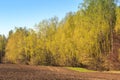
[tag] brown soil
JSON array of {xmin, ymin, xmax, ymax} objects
[{"xmin": 0, "ymin": 64, "xmax": 120, "ymax": 80}]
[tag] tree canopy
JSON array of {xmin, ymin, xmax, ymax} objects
[{"xmin": 1, "ymin": 0, "xmax": 120, "ymax": 71}]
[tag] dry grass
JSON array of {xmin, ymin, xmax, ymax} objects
[{"xmin": 0, "ymin": 64, "xmax": 120, "ymax": 80}]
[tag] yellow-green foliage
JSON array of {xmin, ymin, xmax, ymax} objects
[
  {"xmin": 0, "ymin": 35, "xmax": 6, "ymax": 62},
  {"xmin": 115, "ymin": 7, "xmax": 120, "ymax": 33},
  {"xmin": 4, "ymin": 0, "xmax": 119, "ymax": 70},
  {"xmin": 5, "ymin": 28, "xmax": 28, "ymax": 63}
]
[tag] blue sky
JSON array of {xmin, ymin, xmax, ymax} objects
[{"xmin": 0, "ymin": 0, "xmax": 83, "ymax": 36}]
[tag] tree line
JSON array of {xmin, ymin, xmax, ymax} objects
[{"xmin": 0, "ymin": 0, "xmax": 120, "ymax": 70}]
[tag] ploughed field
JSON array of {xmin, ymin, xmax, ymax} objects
[{"xmin": 0, "ymin": 64, "xmax": 120, "ymax": 80}]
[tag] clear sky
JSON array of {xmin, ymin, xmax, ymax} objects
[{"xmin": 0, "ymin": 0, "xmax": 83, "ymax": 36}]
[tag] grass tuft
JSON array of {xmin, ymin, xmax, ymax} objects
[{"xmin": 66, "ymin": 67, "xmax": 95, "ymax": 72}]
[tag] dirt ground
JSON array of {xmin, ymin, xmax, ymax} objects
[{"xmin": 0, "ymin": 64, "xmax": 120, "ymax": 80}]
